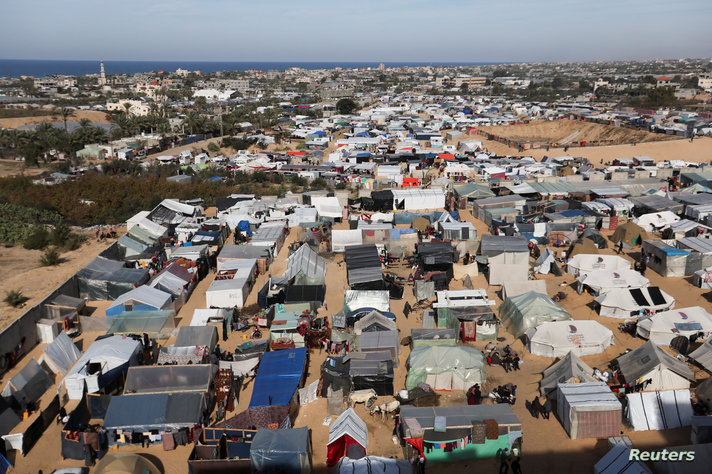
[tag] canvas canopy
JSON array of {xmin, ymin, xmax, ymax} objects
[
  {"xmin": 62, "ymin": 336, "xmax": 141, "ymax": 399},
  {"xmin": 312, "ymin": 196, "xmax": 342, "ymax": 219},
  {"xmin": 616, "ymin": 341, "xmax": 694, "ymax": 391},
  {"xmin": 39, "ymin": 332, "xmax": 81, "ymax": 375},
  {"xmin": 566, "ymin": 254, "xmax": 630, "ymax": 277},
  {"xmin": 123, "ymin": 364, "xmax": 215, "ymax": 394},
  {"xmin": 391, "ymin": 189, "xmax": 445, "ymax": 210},
  {"xmin": 540, "ymin": 352, "xmax": 597, "ymax": 397},
  {"xmin": 557, "ymin": 382, "xmax": 621, "ymax": 440},
  {"xmin": 626, "ymin": 389, "xmax": 693, "ymax": 431},
  {"xmin": 636, "ymin": 306, "xmax": 712, "ymax": 345},
  {"xmin": 205, "ymin": 263, "xmax": 255, "ymax": 308},
  {"xmin": 105, "ymin": 285, "xmax": 172, "ymax": 316},
  {"xmin": 611, "ymin": 221, "xmax": 648, "ymax": 247},
  {"xmin": 335, "ymin": 456, "xmax": 413, "ymax": 474},
  {"xmin": 636, "ymin": 211, "xmax": 680, "ymax": 232},
  {"xmin": 689, "ymin": 338, "xmax": 712, "ymax": 372},
  {"xmin": 498, "ymin": 291, "xmax": 571, "ymax": 338},
  {"xmin": 594, "ymin": 441, "xmax": 652, "ymax": 474},
  {"xmin": 250, "ymin": 427, "xmax": 311, "ymax": 474},
  {"xmin": 190, "ymin": 308, "xmax": 232, "ymax": 327},
  {"xmin": 357, "ymin": 330, "xmax": 399, "ymax": 363},
  {"xmin": 595, "ymin": 287, "xmax": 675, "ymax": 318},
  {"xmin": 103, "ymin": 392, "xmax": 204, "ymax": 431},
  {"xmin": 501, "ymin": 280, "xmax": 547, "ymax": 300},
  {"xmin": 327, "ymin": 408, "xmax": 368, "ymax": 467},
  {"xmin": 148, "ymin": 264, "xmax": 192, "ymax": 297},
  {"xmin": 577, "ymin": 269, "xmax": 649, "ymax": 296},
  {"xmin": 406, "ymin": 345, "xmax": 485, "ymax": 390},
  {"xmin": 525, "ymin": 321, "xmax": 614, "ymax": 357}
]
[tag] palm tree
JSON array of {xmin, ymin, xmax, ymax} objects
[{"xmin": 57, "ymin": 107, "xmax": 75, "ymax": 133}]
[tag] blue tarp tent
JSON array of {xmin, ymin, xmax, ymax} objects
[
  {"xmin": 238, "ymin": 220, "xmax": 252, "ymax": 237},
  {"xmin": 249, "ymin": 347, "xmax": 307, "ymax": 408}
]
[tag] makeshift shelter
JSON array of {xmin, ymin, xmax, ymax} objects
[
  {"xmin": 577, "ymin": 268, "xmax": 649, "ymax": 296},
  {"xmin": 533, "ymin": 247, "xmax": 561, "ymax": 275},
  {"xmin": 410, "ymin": 328, "xmax": 457, "ymax": 347},
  {"xmin": 391, "ymin": 189, "xmax": 445, "ymax": 211},
  {"xmin": 249, "ymin": 348, "xmax": 307, "ymax": 408},
  {"xmin": 693, "ymin": 266, "xmax": 712, "ymax": 289},
  {"xmin": 174, "ymin": 325, "xmax": 218, "ymax": 352},
  {"xmin": 332, "ymin": 229, "xmax": 363, "ymax": 252},
  {"xmin": 435, "ymin": 306, "xmax": 498, "ymax": 342},
  {"xmin": 611, "ymin": 221, "xmax": 648, "ymax": 247},
  {"xmin": 123, "ymin": 364, "xmax": 215, "ymax": 394},
  {"xmin": 626, "ymin": 389, "xmax": 693, "ymax": 431},
  {"xmin": 106, "ymin": 310, "xmax": 174, "ymax": 336},
  {"xmin": 148, "ymin": 263, "xmax": 193, "ymax": 298},
  {"xmin": 642, "ymin": 240, "xmax": 691, "ymax": 277},
  {"xmin": 335, "ymin": 457, "xmax": 414, "ymax": 474},
  {"xmin": 103, "ymin": 392, "xmax": 205, "ymax": 432},
  {"xmin": 689, "ymin": 339, "xmax": 712, "ymax": 373},
  {"xmin": 312, "ymin": 196, "xmax": 342, "ymax": 220},
  {"xmin": 636, "ymin": 211, "xmax": 680, "ymax": 232},
  {"xmin": 557, "ymin": 382, "xmax": 621, "ymax": 440},
  {"xmin": 343, "ymin": 290, "xmax": 390, "ymax": 315},
  {"xmin": 566, "ymin": 254, "xmax": 630, "ymax": 277},
  {"xmin": 416, "ymin": 242, "xmax": 456, "ymax": 280},
  {"xmin": 327, "ymin": 408, "xmax": 368, "ymax": 467},
  {"xmin": 525, "ymin": 321, "xmax": 614, "ymax": 357},
  {"xmin": 595, "ymin": 287, "xmax": 675, "ymax": 318},
  {"xmin": 356, "ymin": 330, "xmax": 399, "ymax": 364},
  {"xmin": 215, "ymin": 405, "xmax": 291, "ymax": 430},
  {"xmin": 269, "ymin": 311, "xmax": 308, "ymax": 348},
  {"xmin": 636, "ymin": 306, "xmax": 712, "ymax": 345},
  {"xmin": 190, "ymin": 308, "xmax": 234, "ymax": 333},
  {"xmin": 285, "ymin": 243, "xmax": 327, "ymax": 284},
  {"xmin": 94, "ymin": 453, "xmax": 161, "ymax": 474},
  {"xmin": 320, "ymin": 356, "xmax": 351, "ymax": 398},
  {"xmin": 567, "ymin": 239, "xmax": 599, "ymax": 259},
  {"xmin": 62, "ymin": 335, "xmax": 141, "ymax": 399},
  {"xmin": 581, "ymin": 228, "xmax": 609, "ymax": 249},
  {"xmin": 0, "ymin": 397, "xmax": 21, "ymax": 437},
  {"xmin": 1, "ymin": 359, "xmax": 52, "ymax": 408},
  {"xmin": 539, "ymin": 352, "xmax": 597, "ymax": 398},
  {"xmin": 38, "ymin": 331, "xmax": 81, "ymax": 375},
  {"xmin": 399, "ymin": 405, "xmax": 521, "ymax": 465},
  {"xmin": 501, "ymin": 280, "xmax": 547, "ymax": 300},
  {"xmin": 43, "ymin": 294, "xmax": 86, "ymax": 320},
  {"xmin": 348, "ymin": 351, "xmax": 394, "ymax": 396},
  {"xmin": 439, "ymin": 221, "xmax": 476, "ymax": 241},
  {"xmin": 405, "ymin": 345, "xmax": 485, "ymax": 391},
  {"xmin": 616, "ymin": 341, "xmax": 695, "ymax": 391},
  {"xmin": 345, "ymin": 245, "xmax": 383, "ymax": 290},
  {"xmin": 205, "ymin": 260, "xmax": 256, "ymax": 308},
  {"xmin": 594, "ymin": 441, "xmax": 652, "ymax": 474},
  {"xmin": 498, "ymin": 291, "xmax": 571, "ymax": 338},
  {"xmin": 105, "ymin": 285, "xmax": 173, "ymax": 317},
  {"xmin": 250, "ymin": 427, "xmax": 311, "ymax": 474},
  {"xmin": 76, "ymin": 257, "xmax": 149, "ymax": 300},
  {"xmin": 479, "ymin": 235, "xmax": 529, "ymax": 285},
  {"xmin": 353, "ymin": 310, "xmax": 397, "ymax": 333},
  {"xmin": 217, "ymin": 245, "xmax": 271, "ymax": 273}
]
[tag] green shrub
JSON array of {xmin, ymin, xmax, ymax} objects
[
  {"xmin": 40, "ymin": 247, "xmax": 61, "ymax": 266},
  {"xmin": 23, "ymin": 226, "xmax": 50, "ymax": 250},
  {"xmin": 65, "ymin": 233, "xmax": 86, "ymax": 250},
  {"xmin": 50, "ymin": 221, "xmax": 71, "ymax": 246},
  {"xmin": 207, "ymin": 142, "xmax": 220, "ymax": 153},
  {"xmin": 4, "ymin": 290, "xmax": 28, "ymax": 307}
]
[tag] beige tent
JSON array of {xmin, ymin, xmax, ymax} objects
[
  {"xmin": 452, "ymin": 262, "xmax": 478, "ymax": 280},
  {"xmin": 411, "ymin": 216, "xmax": 430, "ymax": 232},
  {"xmin": 611, "ymin": 221, "xmax": 648, "ymax": 247},
  {"xmin": 95, "ymin": 453, "xmax": 161, "ymax": 474},
  {"xmin": 567, "ymin": 238, "xmax": 599, "ymax": 258}
]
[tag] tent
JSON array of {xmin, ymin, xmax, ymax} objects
[
  {"xmin": 581, "ymin": 228, "xmax": 609, "ymax": 249},
  {"xmin": 285, "ymin": 243, "xmax": 327, "ymax": 284},
  {"xmin": 410, "ymin": 328, "xmax": 457, "ymax": 348},
  {"xmin": 0, "ymin": 397, "xmax": 21, "ymax": 437},
  {"xmin": 693, "ymin": 266, "xmax": 712, "ymax": 289},
  {"xmin": 391, "ymin": 189, "xmax": 445, "ymax": 211},
  {"xmin": 94, "ymin": 453, "xmax": 161, "ymax": 474},
  {"xmin": 405, "ymin": 345, "xmax": 485, "ymax": 390},
  {"xmin": 356, "ymin": 330, "xmax": 399, "ymax": 364},
  {"xmin": 215, "ymin": 405, "xmax": 291, "ymax": 430},
  {"xmin": 498, "ymin": 291, "xmax": 572, "ymax": 338},
  {"xmin": 249, "ymin": 348, "xmax": 307, "ymax": 408},
  {"xmin": 501, "ymin": 280, "xmax": 547, "ymax": 300},
  {"xmin": 123, "ymin": 364, "xmax": 215, "ymax": 394},
  {"xmin": 1, "ymin": 359, "xmax": 52, "ymax": 408},
  {"xmin": 577, "ymin": 268, "xmax": 649, "ymax": 296},
  {"xmin": 566, "ymin": 254, "xmax": 630, "ymax": 277},
  {"xmin": 327, "ymin": 408, "xmax": 368, "ymax": 467},
  {"xmin": 332, "ymin": 229, "xmax": 363, "ymax": 252},
  {"xmin": 43, "ymin": 294, "xmax": 86, "ymax": 320},
  {"xmin": 533, "ymin": 247, "xmax": 560, "ymax": 275},
  {"xmin": 148, "ymin": 263, "xmax": 193, "ymax": 298},
  {"xmin": 616, "ymin": 341, "xmax": 695, "ymax": 391},
  {"xmin": 38, "ymin": 331, "xmax": 81, "ymax": 375},
  {"xmin": 250, "ymin": 427, "xmax": 311, "ymax": 474},
  {"xmin": 626, "ymin": 389, "xmax": 693, "ymax": 431},
  {"xmin": 76, "ymin": 256, "xmax": 149, "ymax": 300},
  {"xmin": 567, "ymin": 239, "xmax": 599, "ymax": 259},
  {"xmin": 611, "ymin": 221, "xmax": 648, "ymax": 247},
  {"xmin": 540, "ymin": 352, "xmax": 597, "ymax": 398},
  {"xmin": 594, "ymin": 441, "xmax": 652, "ymax": 474},
  {"xmin": 103, "ymin": 392, "xmax": 205, "ymax": 432},
  {"xmin": 190, "ymin": 308, "xmax": 234, "ymax": 330},
  {"xmin": 689, "ymin": 338, "xmax": 712, "ymax": 373},
  {"xmin": 345, "ymin": 245, "xmax": 383, "ymax": 289},
  {"xmin": 636, "ymin": 306, "xmax": 712, "ymax": 345},
  {"xmin": 312, "ymin": 196, "xmax": 342, "ymax": 219},
  {"xmin": 106, "ymin": 310, "xmax": 174, "ymax": 336},
  {"xmin": 595, "ymin": 287, "xmax": 675, "ymax": 318},
  {"xmin": 557, "ymin": 382, "xmax": 621, "ymax": 440},
  {"xmin": 335, "ymin": 456, "xmax": 414, "ymax": 474},
  {"xmin": 636, "ymin": 211, "xmax": 680, "ymax": 232},
  {"xmin": 343, "ymin": 290, "xmax": 390, "ymax": 314},
  {"xmin": 105, "ymin": 285, "xmax": 173, "ymax": 317},
  {"xmin": 217, "ymin": 246, "xmax": 270, "ymax": 272},
  {"xmin": 205, "ymin": 261, "xmax": 256, "ymax": 308},
  {"xmin": 353, "ymin": 310, "xmax": 397, "ymax": 333},
  {"xmin": 411, "ymin": 216, "xmax": 430, "ymax": 232},
  {"xmin": 174, "ymin": 326, "xmax": 218, "ymax": 351},
  {"xmin": 62, "ymin": 335, "xmax": 141, "ymax": 400},
  {"xmin": 321, "ymin": 356, "xmax": 351, "ymax": 398},
  {"xmin": 348, "ymin": 351, "xmax": 394, "ymax": 396},
  {"xmin": 525, "ymin": 321, "xmax": 614, "ymax": 357}
]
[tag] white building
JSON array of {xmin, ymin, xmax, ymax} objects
[{"xmin": 106, "ymin": 99, "xmax": 152, "ymax": 116}]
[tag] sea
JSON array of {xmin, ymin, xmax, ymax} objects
[{"xmin": 0, "ymin": 59, "xmax": 496, "ymax": 78}]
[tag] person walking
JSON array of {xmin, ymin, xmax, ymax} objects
[
  {"xmin": 617, "ymin": 240, "xmax": 624, "ymax": 254},
  {"xmin": 498, "ymin": 448, "xmax": 510, "ymax": 474},
  {"xmin": 511, "ymin": 455, "xmax": 522, "ymax": 474},
  {"xmin": 639, "ymin": 258, "xmax": 646, "ymax": 277}
]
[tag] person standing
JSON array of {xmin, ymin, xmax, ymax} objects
[
  {"xmin": 511, "ymin": 455, "xmax": 522, "ymax": 474},
  {"xmin": 498, "ymin": 448, "xmax": 510, "ymax": 474},
  {"xmin": 639, "ymin": 258, "xmax": 646, "ymax": 277},
  {"xmin": 617, "ymin": 240, "xmax": 624, "ymax": 254}
]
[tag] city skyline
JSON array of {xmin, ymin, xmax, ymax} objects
[{"xmin": 2, "ymin": 0, "xmax": 711, "ymax": 63}]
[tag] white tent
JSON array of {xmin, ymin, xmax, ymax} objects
[
  {"xmin": 205, "ymin": 272, "xmax": 254, "ymax": 308},
  {"xmin": 692, "ymin": 266, "xmax": 712, "ymax": 289},
  {"xmin": 312, "ymin": 196, "xmax": 342, "ymax": 219},
  {"xmin": 616, "ymin": 341, "xmax": 694, "ymax": 392},
  {"xmin": 566, "ymin": 254, "xmax": 631, "ymax": 277},
  {"xmin": 391, "ymin": 189, "xmax": 445, "ymax": 211},
  {"xmin": 525, "ymin": 321, "xmax": 614, "ymax": 357},
  {"xmin": 636, "ymin": 306, "xmax": 712, "ymax": 345},
  {"xmin": 332, "ymin": 229, "xmax": 363, "ymax": 252},
  {"xmin": 595, "ymin": 287, "xmax": 675, "ymax": 318},
  {"xmin": 38, "ymin": 332, "xmax": 81, "ymax": 375},
  {"xmin": 533, "ymin": 247, "xmax": 557, "ymax": 274},
  {"xmin": 62, "ymin": 336, "xmax": 141, "ymax": 399},
  {"xmin": 626, "ymin": 389, "xmax": 693, "ymax": 431},
  {"xmin": 635, "ymin": 211, "xmax": 680, "ymax": 232},
  {"xmin": 105, "ymin": 285, "xmax": 173, "ymax": 316},
  {"xmin": 501, "ymin": 280, "xmax": 547, "ymax": 300},
  {"xmin": 327, "ymin": 408, "xmax": 368, "ymax": 465},
  {"xmin": 594, "ymin": 441, "xmax": 652, "ymax": 474},
  {"xmin": 577, "ymin": 268, "xmax": 649, "ymax": 296},
  {"xmin": 190, "ymin": 308, "xmax": 231, "ymax": 326}
]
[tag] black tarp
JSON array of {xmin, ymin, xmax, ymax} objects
[
  {"xmin": 363, "ymin": 191, "xmax": 393, "ymax": 212},
  {"xmin": 285, "ymin": 285, "xmax": 325, "ymax": 304},
  {"xmin": 647, "ymin": 287, "xmax": 667, "ymax": 306},
  {"xmin": 320, "ymin": 357, "xmax": 351, "ymax": 397},
  {"xmin": 629, "ymin": 288, "xmax": 650, "ymax": 307},
  {"xmin": 417, "ymin": 242, "xmax": 455, "ymax": 279},
  {"xmin": 349, "ymin": 352, "xmax": 394, "ymax": 396},
  {"xmin": 0, "ymin": 397, "xmax": 20, "ymax": 437},
  {"xmin": 581, "ymin": 229, "xmax": 609, "ymax": 249}
]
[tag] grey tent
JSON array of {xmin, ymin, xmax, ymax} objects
[
  {"xmin": 356, "ymin": 330, "xmax": 399, "ymax": 364},
  {"xmin": 540, "ymin": 351, "xmax": 597, "ymax": 398},
  {"xmin": 498, "ymin": 291, "xmax": 572, "ymax": 338},
  {"xmin": 2, "ymin": 359, "xmax": 53, "ymax": 407},
  {"xmin": 43, "ymin": 294, "xmax": 86, "ymax": 320},
  {"xmin": 174, "ymin": 325, "xmax": 218, "ymax": 351},
  {"xmin": 103, "ymin": 392, "xmax": 205, "ymax": 432},
  {"xmin": 76, "ymin": 256, "xmax": 150, "ymax": 300},
  {"xmin": 0, "ymin": 396, "xmax": 21, "ymax": 436},
  {"xmin": 327, "ymin": 408, "xmax": 368, "ymax": 467},
  {"xmin": 406, "ymin": 345, "xmax": 485, "ymax": 390},
  {"xmin": 336, "ymin": 456, "xmax": 414, "ymax": 474},
  {"xmin": 616, "ymin": 341, "xmax": 695, "ymax": 391},
  {"xmin": 39, "ymin": 332, "xmax": 81, "ymax": 375},
  {"xmin": 285, "ymin": 243, "xmax": 327, "ymax": 284},
  {"xmin": 594, "ymin": 441, "xmax": 652, "ymax": 474},
  {"xmin": 353, "ymin": 310, "xmax": 397, "ymax": 333},
  {"xmin": 123, "ymin": 364, "xmax": 216, "ymax": 394},
  {"xmin": 689, "ymin": 338, "xmax": 712, "ymax": 373},
  {"xmin": 250, "ymin": 427, "xmax": 311, "ymax": 474}
]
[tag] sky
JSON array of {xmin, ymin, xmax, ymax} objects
[{"xmin": 2, "ymin": 0, "xmax": 711, "ymax": 63}]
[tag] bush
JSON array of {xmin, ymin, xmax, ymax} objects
[
  {"xmin": 65, "ymin": 233, "xmax": 86, "ymax": 250},
  {"xmin": 23, "ymin": 226, "xmax": 50, "ymax": 250},
  {"xmin": 310, "ymin": 177, "xmax": 328, "ymax": 190},
  {"xmin": 207, "ymin": 142, "xmax": 220, "ymax": 153},
  {"xmin": 4, "ymin": 290, "xmax": 28, "ymax": 308},
  {"xmin": 335, "ymin": 182, "xmax": 348, "ymax": 190},
  {"xmin": 50, "ymin": 221, "xmax": 71, "ymax": 246},
  {"xmin": 40, "ymin": 247, "xmax": 61, "ymax": 266}
]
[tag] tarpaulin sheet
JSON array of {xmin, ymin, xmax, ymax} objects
[{"xmin": 249, "ymin": 348, "xmax": 307, "ymax": 408}]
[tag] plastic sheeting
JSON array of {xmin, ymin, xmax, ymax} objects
[
  {"xmin": 249, "ymin": 348, "xmax": 307, "ymax": 408},
  {"xmin": 540, "ymin": 352, "xmax": 597, "ymax": 397},
  {"xmin": 107, "ymin": 310, "xmax": 174, "ymax": 336},
  {"xmin": 174, "ymin": 326, "xmax": 218, "ymax": 350},
  {"xmin": 557, "ymin": 382, "xmax": 621, "ymax": 440},
  {"xmin": 103, "ymin": 392, "xmax": 204, "ymax": 431},
  {"xmin": 250, "ymin": 427, "xmax": 311, "ymax": 474},
  {"xmin": 335, "ymin": 456, "xmax": 413, "ymax": 474},
  {"xmin": 594, "ymin": 442, "xmax": 652, "ymax": 474},
  {"xmin": 40, "ymin": 332, "xmax": 81, "ymax": 375},
  {"xmin": 123, "ymin": 364, "xmax": 215, "ymax": 394},
  {"xmin": 332, "ymin": 230, "xmax": 363, "ymax": 252},
  {"xmin": 285, "ymin": 244, "xmax": 327, "ymax": 283},
  {"xmin": 343, "ymin": 290, "xmax": 390, "ymax": 313},
  {"xmin": 406, "ymin": 346, "xmax": 485, "ymax": 390},
  {"xmin": 498, "ymin": 291, "xmax": 572, "ymax": 338},
  {"xmin": 616, "ymin": 341, "xmax": 694, "ymax": 392},
  {"xmin": 414, "ymin": 280, "xmax": 435, "ymax": 302},
  {"xmin": 298, "ymin": 379, "xmax": 319, "ymax": 406},
  {"xmin": 626, "ymin": 389, "xmax": 693, "ymax": 431},
  {"xmin": 76, "ymin": 257, "xmax": 149, "ymax": 301},
  {"xmin": 2, "ymin": 359, "xmax": 52, "ymax": 405}
]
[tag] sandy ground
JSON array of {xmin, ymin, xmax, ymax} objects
[
  {"xmin": 0, "ymin": 110, "xmax": 112, "ymax": 129},
  {"xmin": 483, "ymin": 119, "xmax": 676, "ymax": 146},
  {"xmin": 0, "ymin": 159, "xmax": 49, "ymax": 178}
]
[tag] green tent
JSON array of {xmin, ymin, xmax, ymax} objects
[{"xmin": 498, "ymin": 291, "xmax": 571, "ymax": 338}]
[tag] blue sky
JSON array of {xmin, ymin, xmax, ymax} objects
[{"xmin": 2, "ymin": 0, "xmax": 711, "ymax": 62}]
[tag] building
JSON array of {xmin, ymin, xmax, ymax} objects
[
  {"xmin": 106, "ymin": 98, "xmax": 152, "ymax": 116},
  {"xmin": 454, "ymin": 75, "xmax": 487, "ymax": 88},
  {"xmin": 698, "ymin": 74, "xmax": 712, "ymax": 91}
]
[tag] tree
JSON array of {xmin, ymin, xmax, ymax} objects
[
  {"xmin": 459, "ymin": 83, "xmax": 469, "ymax": 93},
  {"xmin": 40, "ymin": 247, "xmax": 61, "ymax": 266},
  {"xmin": 207, "ymin": 142, "xmax": 220, "ymax": 153},
  {"xmin": 336, "ymin": 98, "xmax": 358, "ymax": 115},
  {"xmin": 57, "ymin": 107, "xmax": 76, "ymax": 133}
]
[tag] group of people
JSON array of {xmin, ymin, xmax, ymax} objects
[
  {"xmin": 486, "ymin": 344, "xmax": 521, "ymax": 373},
  {"xmin": 498, "ymin": 447, "xmax": 522, "ymax": 474},
  {"xmin": 95, "ymin": 226, "xmax": 117, "ymax": 240}
]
